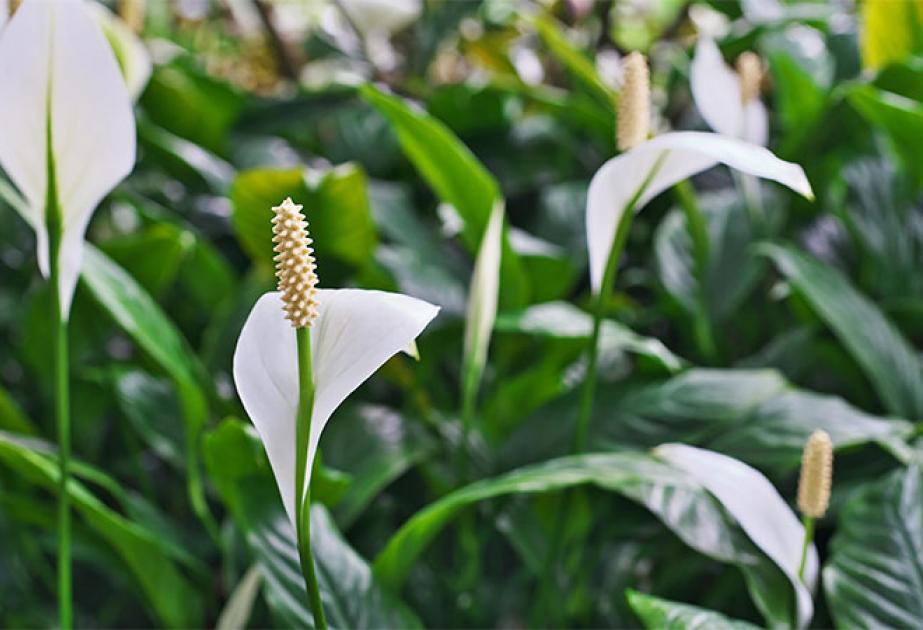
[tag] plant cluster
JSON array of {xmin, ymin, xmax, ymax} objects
[{"xmin": 0, "ymin": 0, "xmax": 921, "ymax": 628}]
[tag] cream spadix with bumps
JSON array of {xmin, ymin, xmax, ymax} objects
[
  {"xmin": 690, "ymin": 37, "xmax": 768, "ymax": 145},
  {"xmin": 0, "ymin": 0, "xmax": 135, "ymax": 318},
  {"xmin": 587, "ymin": 52, "xmax": 811, "ymax": 293},
  {"xmin": 797, "ymin": 430, "xmax": 833, "ymax": 518},
  {"xmin": 233, "ymin": 198, "xmax": 439, "ymax": 525}
]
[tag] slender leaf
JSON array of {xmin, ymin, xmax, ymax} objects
[{"xmin": 626, "ymin": 589, "xmax": 760, "ymax": 630}]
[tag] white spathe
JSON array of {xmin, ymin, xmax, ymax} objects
[
  {"xmin": 0, "ymin": 0, "xmax": 135, "ymax": 318},
  {"xmin": 339, "ymin": 0, "xmax": 421, "ymax": 35},
  {"xmin": 657, "ymin": 443, "xmax": 818, "ymax": 629},
  {"xmin": 233, "ymin": 289, "xmax": 439, "ymax": 526},
  {"xmin": 586, "ymin": 131, "xmax": 812, "ymax": 293},
  {"xmin": 463, "ymin": 200, "xmax": 504, "ymax": 384},
  {"xmin": 86, "ymin": 1, "xmax": 152, "ymax": 101},
  {"xmin": 691, "ymin": 37, "xmax": 768, "ymax": 146}
]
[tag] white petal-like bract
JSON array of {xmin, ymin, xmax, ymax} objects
[
  {"xmin": 233, "ymin": 289, "xmax": 439, "ymax": 525},
  {"xmin": 339, "ymin": 0, "xmax": 421, "ymax": 35},
  {"xmin": 586, "ymin": 131, "xmax": 812, "ymax": 293},
  {"xmin": 691, "ymin": 37, "xmax": 768, "ymax": 145},
  {"xmin": 0, "ymin": 0, "xmax": 136, "ymax": 317},
  {"xmin": 463, "ymin": 200, "xmax": 504, "ymax": 388},
  {"xmin": 657, "ymin": 443, "xmax": 818, "ymax": 628}
]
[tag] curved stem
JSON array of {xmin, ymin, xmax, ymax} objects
[{"xmin": 294, "ymin": 328, "xmax": 327, "ymax": 629}]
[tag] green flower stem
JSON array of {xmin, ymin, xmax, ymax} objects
[
  {"xmin": 46, "ymin": 111, "xmax": 72, "ymax": 630},
  {"xmin": 294, "ymin": 328, "xmax": 327, "ymax": 630},
  {"xmin": 535, "ymin": 154, "xmax": 668, "ymax": 625},
  {"xmin": 798, "ymin": 514, "xmax": 815, "ymax": 582},
  {"xmin": 674, "ymin": 180, "xmax": 718, "ymax": 364}
]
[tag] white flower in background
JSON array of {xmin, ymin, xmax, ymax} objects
[
  {"xmin": 690, "ymin": 37, "xmax": 768, "ymax": 145},
  {"xmin": 0, "ymin": 0, "xmax": 8, "ymax": 29},
  {"xmin": 233, "ymin": 199, "xmax": 438, "ymax": 525},
  {"xmin": 86, "ymin": 1, "xmax": 152, "ymax": 101},
  {"xmin": 0, "ymin": 0, "xmax": 136, "ymax": 318},
  {"xmin": 587, "ymin": 53, "xmax": 811, "ymax": 294},
  {"xmin": 657, "ymin": 443, "xmax": 818, "ymax": 628},
  {"xmin": 338, "ymin": 0, "xmax": 421, "ymax": 36}
]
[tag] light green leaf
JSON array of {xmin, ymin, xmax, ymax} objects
[
  {"xmin": 216, "ymin": 565, "xmax": 262, "ymax": 630},
  {"xmin": 230, "ymin": 164, "xmax": 377, "ymax": 273},
  {"xmin": 860, "ymin": 0, "xmax": 923, "ymax": 70},
  {"xmin": 626, "ymin": 589, "xmax": 760, "ymax": 630},
  {"xmin": 763, "ymin": 243, "xmax": 923, "ymax": 420},
  {"xmin": 825, "ymin": 465, "xmax": 923, "ymax": 627}
]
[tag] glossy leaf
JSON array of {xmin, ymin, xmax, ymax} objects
[
  {"xmin": 626, "ymin": 590, "xmax": 760, "ymax": 630},
  {"xmin": 824, "ymin": 465, "xmax": 923, "ymax": 627},
  {"xmin": 763, "ymin": 243, "xmax": 923, "ymax": 419},
  {"xmin": 203, "ymin": 419, "xmax": 422, "ymax": 629},
  {"xmin": 373, "ymin": 450, "xmax": 799, "ymax": 627}
]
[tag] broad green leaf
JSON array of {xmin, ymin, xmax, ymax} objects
[
  {"xmin": 204, "ymin": 419, "xmax": 421, "ymax": 628},
  {"xmin": 495, "ymin": 301, "xmax": 685, "ymax": 373},
  {"xmin": 230, "ymin": 164, "xmax": 377, "ymax": 274},
  {"xmin": 141, "ymin": 57, "xmax": 245, "ymax": 155},
  {"xmin": 848, "ymin": 84, "xmax": 923, "ymax": 181},
  {"xmin": 626, "ymin": 589, "xmax": 760, "ymax": 630},
  {"xmin": 322, "ymin": 404, "xmax": 435, "ymax": 528},
  {"xmin": 137, "ymin": 119, "xmax": 235, "ymax": 192},
  {"xmin": 0, "ymin": 431, "xmax": 202, "ymax": 628},
  {"xmin": 763, "ymin": 243, "xmax": 923, "ymax": 420},
  {"xmin": 825, "ymin": 465, "xmax": 923, "ymax": 627},
  {"xmin": 860, "ymin": 0, "xmax": 923, "ymax": 70},
  {"xmin": 359, "ymin": 83, "xmax": 528, "ymax": 306},
  {"xmin": 81, "ymin": 246, "xmax": 214, "ymax": 535},
  {"xmin": 373, "ymin": 451, "xmax": 797, "ymax": 627}
]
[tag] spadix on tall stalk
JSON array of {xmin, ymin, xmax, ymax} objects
[
  {"xmin": 0, "ymin": 2, "xmax": 136, "ymax": 626},
  {"xmin": 587, "ymin": 52, "xmax": 811, "ymax": 297},
  {"xmin": 233, "ymin": 198, "xmax": 438, "ymax": 626},
  {"xmin": 690, "ymin": 37, "xmax": 768, "ymax": 145}
]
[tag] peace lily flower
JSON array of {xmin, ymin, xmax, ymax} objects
[
  {"xmin": 690, "ymin": 37, "xmax": 768, "ymax": 146},
  {"xmin": 339, "ymin": 0, "xmax": 421, "ymax": 36},
  {"xmin": 233, "ymin": 198, "xmax": 439, "ymax": 527},
  {"xmin": 587, "ymin": 52, "xmax": 812, "ymax": 295},
  {"xmin": 0, "ymin": 0, "xmax": 136, "ymax": 318}
]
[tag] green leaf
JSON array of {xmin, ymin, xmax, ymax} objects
[
  {"xmin": 216, "ymin": 565, "xmax": 262, "ymax": 630},
  {"xmin": 848, "ymin": 84, "xmax": 923, "ymax": 181},
  {"xmin": 763, "ymin": 243, "xmax": 923, "ymax": 420},
  {"xmin": 0, "ymin": 386, "xmax": 37, "ymax": 435},
  {"xmin": 495, "ymin": 301, "xmax": 685, "ymax": 373},
  {"xmin": 373, "ymin": 451, "xmax": 796, "ymax": 627},
  {"xmin": 825, "ymin": 465, "xmax": 923, "ymax": 627},
  {"xmin": 81, "ymin": 246, "xmax": 215, "ymax": 536},
  {"xmin": 860, "ymin": 0, "xmax": 923, "ymax": 70},
  {"xmin": 0, "ymin": 431, "xmax": 202, "ymax": 628},
  {"xmin": 141, "ymin": 57, "xmax": 245, "ymax": 155},
  {"xmin": 359, "ymin": 83, "xmax": 528, "ymax": 306},
  {"xmin": 203, "ymin": 419, "xmax": 422, "ymax": 629},
  {"xmin": 322, "ymin": 404, "xmax": 435, "ymax": 528},
  {"xmin": 531, "ymin": 13, "xmax": 616, "ymax": 108},
  {"xmin": 230, "ymin": 164, "xmax": 378, "ymax": 274},
  {"xmin": 626, "ymin": 589, "xmax": 760, "ymax": 630}
]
